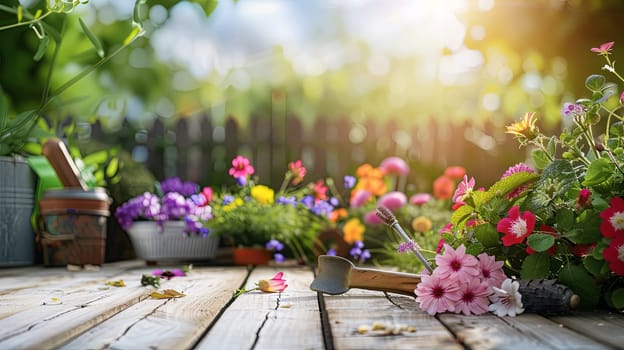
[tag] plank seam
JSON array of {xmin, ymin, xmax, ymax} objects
[{"xmin": 189, "ymin": 267, "xmax": 254, "ymax": 349}]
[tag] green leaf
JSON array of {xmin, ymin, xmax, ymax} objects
[
  {"xmin": 527, "ymin": 233, "xmax": 555, "ymax": 252},
  {"xmin": 520, "ymin": 253, "xmax": 550, "ymax": 279},
  {"xmin": 78, "ymin": 17, "xmax": 104, "ymax": 58},
  {"xmin": 83, "ymin": 150, "xmax": 108, "ymax": 165},
  {"xmin": 0, "ymin": 88, "xmax": 8, "ymax": 132},
  {"xmin": 558, "ymin": 263, "xmax": 600, "ymax": 307},
  {"xmin": 582, "ymin": 158, "xmax": 615, "ymax": 186},
  {"xmin": 547, "ymin": 136, "xmax": 557, "ymax": 156},
  {"xmin": 474, "ymin": 223, "xmax": 500, "ymax": 248},
  {"xmin": 610, "ymin": 288, "xmax": 624, "ymax": 309},
  {"xmin": 531, "ymin": 149, "xmax": 550, "ymax": 169},
  {"xmin": 189, "ymin": 0, "xmax": 219, "ymax": 16},
  {"xmin": 583, "ymin": 256, "xmax": 606, "ymax": 277},
  {"xmin": 585, "ymin": 74, "xmax": 606, "ymax": 92},
  {"xmin": 106, "ymin": 157, "xmax": 119, "ymax": 178},
  {"xmin": 133, "ymin": 0, "xmax": 147, "ymax": 29},
  {"xmin": 555, "ymin": 208, "xmax": 575, "ymax": 231},
  {"xmin": 466, "ymin": 242, "xmax": 484, "ymax": 256},
  {"xmin": 450, "ymin": 204, "xmax": 474, "ymax": 232},
  {"xmin": 525, "ymin": 160, "xmax": 577, "ymax": 216},
  {"xmin": 33, "ymin": 35, "xmax": 49, "ymax": 61}
]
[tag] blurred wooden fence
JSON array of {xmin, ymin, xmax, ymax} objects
[{"xmin": 89, "ymin": 113, "xmax": 526, "ymax": 192}]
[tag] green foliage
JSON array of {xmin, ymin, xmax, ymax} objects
[{"xmin": 0, "ymin": 1, "xmax": 145, "ymax": 156}]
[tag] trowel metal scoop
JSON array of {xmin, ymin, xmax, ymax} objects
[{"xmin": 310, "ymin": 255, "xmax": 422, "ymax": 296}]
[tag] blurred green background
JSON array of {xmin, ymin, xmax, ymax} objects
[{"xmin": 2, "ymin": 0, "xmax": 624, "ymax": 189}]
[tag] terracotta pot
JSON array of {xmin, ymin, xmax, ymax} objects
[
  {"xmin": 232, "ymin": 247, "xmax": 272, "ymax": 265},
  {"xmin": 38, "ymin": 188, "xmax": 110, "ymax": 266}
]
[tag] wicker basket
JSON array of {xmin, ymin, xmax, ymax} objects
[{"xmin": 127, "ymin": 221, "xmax": 219, "ymax": 263}]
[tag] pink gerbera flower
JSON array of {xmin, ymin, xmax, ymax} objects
[
  {"xmin": 454, "ymin": 279, "xmax": 491, "ymax": 315},
  {"xmin": 229, "ymin": 155, "xmax": 254, "ymax": 179},
  {"xmin": 599, "ymin": 197, "xmax": 624, "ymax": 238},
  {"xmin": 415, "ymin": 273, "xmax": 461, "ymax": 315},
  {"xmin": 378, "ymin": 191, "xmax": 408, "ymax": 211},
  {"xmin": 452, "ymin": 175, "xmax": 475, "ymax": 203},
  {"xmin": 497, "ymin": 206, "xmax": 536, "ymax": 246},
  {"xmin": 350, "ymin": 189, "xmax": 372, "ymax": 208},
  {"xmin": 410, "ymin": 193, "xmax": 431, "ymax": 205},
  {"xmin": 379, "ymin": 156, "xmax": 409, "ymax": 176},
  {"xmin": 435, "ymin": 244, "xmax": 480, "ymax": 282},
  {"xmin": 476, "ymin": 253, "xmax": 506, "ymax": 288}
]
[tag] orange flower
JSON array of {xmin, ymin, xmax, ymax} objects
[
  {"xmin": 329, "ymin": 208, "xmax": 348, "ymax": 222},
  {"xmin": 433, "ymin": 175, "xmax": 455, "ymax": 200},
  {"xmin": 343, "ymin": 218, "xmax": 365, "ymax": 244},
  {"xmin": 443, "ymin": 166, "xmax": 466, "ymax": 180},
  {"xmin": 412, "ymin": 216, "xmax": 433, "ymax": 232}
]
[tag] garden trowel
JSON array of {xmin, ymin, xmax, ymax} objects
[{"xmin": 310, "ymin": 255, "xmax": 421, "ymax": 296}]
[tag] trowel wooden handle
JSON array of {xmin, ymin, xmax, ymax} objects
[
  {"xmin": 350, "ymin": 268, "xmax": 421, "ymax": 296},
  {"xmin": 42, "ymin": 138, "xmax": 87, "ymax": 190}
]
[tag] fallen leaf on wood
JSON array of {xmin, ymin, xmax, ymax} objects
[
  {"xmin": 150, "ymin": 289, "xmax": 186, "ymax": 299},
  {"xmin": 105, "ymin": 279, "xmax": 126, "ymax": 287}
]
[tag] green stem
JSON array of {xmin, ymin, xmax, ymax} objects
[
  {"xmin": 573, "ymin": 118, "xmax": 599, "ymax": 161},
  {"xmin": 0, "ymin": 8, "xmax": 53, "ymax": 31},
  {"xmin": 532, "ymin": 136, "xmax": 554, "ymax": 162}
]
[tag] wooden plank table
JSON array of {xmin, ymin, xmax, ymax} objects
[{"xmin": 0, "ymin": 261, "xmax": 622, "ymax": 350}]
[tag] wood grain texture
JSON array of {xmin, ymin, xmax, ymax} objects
[
  {"xmin": 196, "ymin": 266, "xmax": 325, "ymax": 350},
  {"xmin": 550, "ymin": 311, "xmax": 624, "ymax": 349},
  {"xmin": 58, "ymin": 266, "xmax": 248, "ymax": 350},
  {"xmin": 0, "ymin": 262, "xmax": 146, "ymax": 320},
  {"xmin": 0, "ymin": 266, "xmax": 158, "ymax": 349},
  {"xmin": 324, "ymin": 289, "xmax": 462, "ymax": 349},
  {"xmin": 441, "ymin": 312, "xmax": 613, "ymax": 350}
]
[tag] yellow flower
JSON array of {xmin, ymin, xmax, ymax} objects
[
  {"xmin": 411, "ymin": 216, "xmax": 432, "ymax": 233},
  {"xmin": 343, "ymin": 218, "xmax": 365, "ymax": 244},
  {"xmin": 224, "ymin": 197, "xmax": 244, "ymax": 211},
  {"xmin": 251, "ymin": 185, "xmax": 275, "ymax": 204},
  {"xmin": 505, "ymin": 112, "xmax": 539, "ymax": 142}
]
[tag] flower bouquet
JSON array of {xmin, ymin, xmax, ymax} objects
[
  {"xmin": 115, "ymin": 177, "xmax": 218, "ymax": 262},
  {"xmin": 429, "ymin": 41, "xmax": 624, "ymax": 312},
  {"xmin": 204, "ymin": 156, "xmax": 331, "ymax": 264}
]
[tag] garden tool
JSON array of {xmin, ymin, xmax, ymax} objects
[
  {"xmin": 310, "ymin": 255, "xmax": 421, "ymax": 296},
  {"xmin": 42, "ymin": 138, "xmax": 88, "ymax": 190}
]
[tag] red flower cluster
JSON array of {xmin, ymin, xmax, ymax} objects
[{"xmin": 600, "ymin": 197, "xmax": 624, "ymax": 275}]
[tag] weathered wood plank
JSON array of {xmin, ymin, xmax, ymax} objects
[
  {"xmin": 550, "ymin": 311, "xmax": 624, "ymax": 349},
  {"xmin": 324, "ymin": 289, "xmax": 462, "ymax": 349},
  {"xmin": 441, "ymin": 312, "xmax": 612, "ymax": 350},
  {"xmin": 501, "ymin": 313, "xmax": 611, "ymax": 350},
  {"xmin": 0, "ymin": 260, "xmax": 144, "ymax": 294},
  {"xmin": 0, "ymin": 267, "xmax": 157, "ymax": 349},
  {"xmin": 0, "ymin": 261, "xmax": 147, "ymax": 319},
  {"xmin": 196, "ymin": 266, "xmax": 324, "ymax": 350},
  {"xmin": 57, "ymin": 266, "xmax": 248, "ymax": 350}
]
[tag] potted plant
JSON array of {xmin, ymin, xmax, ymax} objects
[
  {"xmin": 115, "ymin": 177, "xmax": 218, "ymax": 264},
  {"xmin": 205, "ymin": 156, "xmax": 331, "ymax": 265},
  {"xmin": 0, "ymin": 2, "xmax": 144, "ymax": 266}
]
